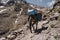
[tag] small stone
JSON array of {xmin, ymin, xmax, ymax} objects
[{"xmin": 7, "ymin": 34, "xmax": 16, "ymax": 40}]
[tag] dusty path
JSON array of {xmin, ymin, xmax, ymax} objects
[
  {"xmin": 14, "ymin": 20, "xmax": 60, "ymax": 40},
  {"xmin": 14, "ymin": 20, "xmax": 50, "ymax": 40}
]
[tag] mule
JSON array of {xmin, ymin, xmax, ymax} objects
[{"xmin": 28, "ymin": 11, "xmax": 42, "ymax": 33}]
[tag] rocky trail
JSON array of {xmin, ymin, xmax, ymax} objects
[
  {"xmin": 14, "ymin": 21, "xmax": 49, "ymax": 40},
  {"xmin": 0, "ymin": 0, "xmax": 60, "ymax": 40},
  {"xmin": 14, "ymin": 20, "xmax": 60, "ymax": 40},
  {"xmin": 0, "ymin": 6, "xmax": 60, "ymax": 40},
  {"xmin": 0, "ymin": 19, "xmax": 60, "ymax": 40}
]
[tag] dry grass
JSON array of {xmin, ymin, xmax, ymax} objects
[
  {"xmin": 50, "ymin": 24, "xmax": 55, "ymax": 28},
  {"xmin": 58, "ymin": 16, "xmax": 60, "ymax": 21}
]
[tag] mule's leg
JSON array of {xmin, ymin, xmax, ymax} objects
[
  {"xmin": 29, "ymin": 19, "xmax": 32, "ymax": 33},
  {"xmin": 32, "ymin": 23, "xmax": 35, "ymax": 31},
  {"xmin": 30, "ymin": 22, "xmax": 32, "ymax": 33},
  {"xmin": 36, "ymin": 22, "xmax": 38, "ymax": 30}
]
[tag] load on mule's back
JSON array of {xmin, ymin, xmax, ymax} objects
[
  {"xmin": 27, "ymin": 8, "xmax": 42, "ymax": 33},
  {"xmin": 27, "ymin": 8, "xmax": 37, "ymax": 15}
]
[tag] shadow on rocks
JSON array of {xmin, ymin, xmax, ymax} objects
[{"xmin": 34, "ymin": 26, "xmax": 48, "ymax": 34}]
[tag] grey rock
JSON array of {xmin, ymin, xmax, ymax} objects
[
  {"xmin": 48, "ymin": 36, "xmax": 56, "ymax": 40},
  {"xmin": 0, "ymin": 37, "xmax": 6, "ymax": 40}
]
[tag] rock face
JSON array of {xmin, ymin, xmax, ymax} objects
[
  {"xmin": 0, "ymin": 8, "xmax": 28, "ymax": 36},
  {"xmin": 0, "ymin": 7, "xmax": 16, "ymax": 35},
  {"xmin": 0, "ymin": 0, "xmax": 28, "ymax": 36}
]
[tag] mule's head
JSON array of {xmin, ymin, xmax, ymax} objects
[{"xmin": 37, "ymin": 11, "xmax": 43, "ymax": 14}]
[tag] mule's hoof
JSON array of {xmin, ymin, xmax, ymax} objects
[
  {"xmin": 31, "ymin": 31, "xmax": 32, "ymax": 33},
  {"xmin": 30, "ymin": 31, "xmax": 32, "ymax": 33}
]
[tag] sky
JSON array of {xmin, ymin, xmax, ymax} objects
[
  {"xmin": 1, "ymin": 0, "xmax": 55, "ymax": 7},
  {"xmin": 26, "ymin": 0, "xmax": 55, "ymax": 7}
]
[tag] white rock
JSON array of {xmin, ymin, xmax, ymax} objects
[
  {"xmin": 0, "ymin": 37, "xmax": 6, "ymax": 40},
  {"xmin": 0, "ymin": 6, "xmax": 4, "ymax": 8},
  {"xmin": 7, "ymin": 34, "xmax": 16, "ymax": 39},
  {"xmin": 0, "ymin": 9, "xmax": 7, "ymax": 14}
]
